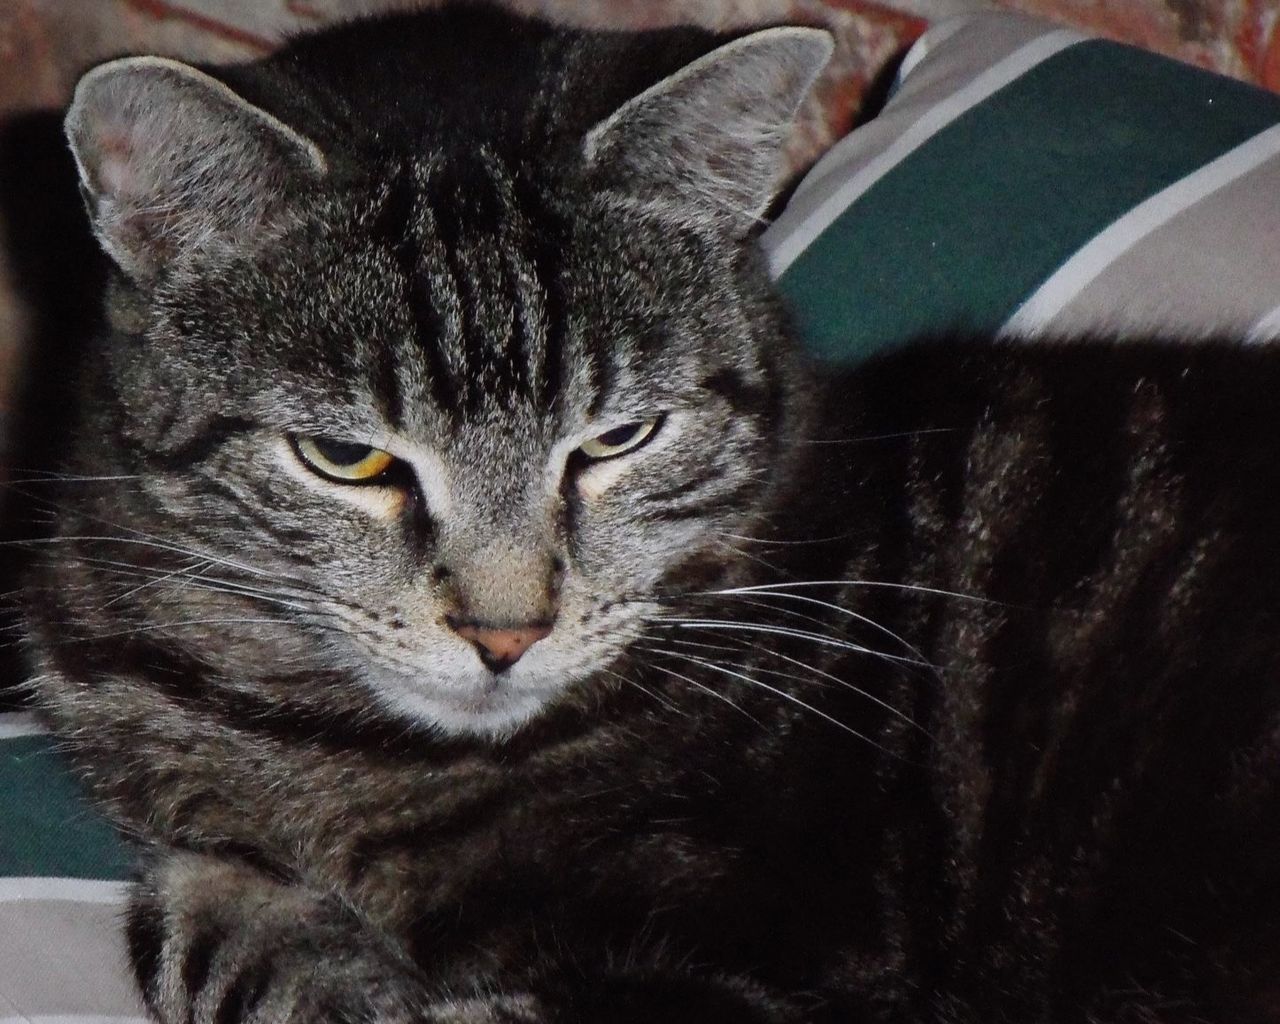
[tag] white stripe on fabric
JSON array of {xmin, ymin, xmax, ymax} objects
[
  {"xmin": 0, "ymin": 878, "xmax": 128, "ymax": 905},
  {"xmin": 765, "ymin": 27, "xmax": 1085, "ymax": 277},
  {"xmin": 1246, "ymin": 301, "xmax": 1280, "ymax": 342},
  {"xmin": 0, "ymin": 1018, "xmax": 149, "ymax": 1024},
  {"xmin": 1006, "ymin": 122, "xmax": 1280, "ymax": 335},
  {"xmin": 0, "ymin": 712, "xmax": 46, "ymax": 740}
]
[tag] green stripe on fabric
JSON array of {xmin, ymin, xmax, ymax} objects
[
  {"xmin": 0, "ymin": 735, "xmax": 133, "ymax": 880},
  {"xmin": 780, "ymin": 40, "xmax": 1280, "ymax": 364}
]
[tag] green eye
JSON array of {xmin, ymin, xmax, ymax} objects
[
  {"xmin": 292, "ymin": 436, "xmax": 397, "ymax": 483},
  {"xmin": 578, "ymin": 417, "xmax": 662, "ymax": 461}
]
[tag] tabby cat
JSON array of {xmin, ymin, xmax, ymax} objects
[{"xmin": 20, "ymin": 4, "xmax": 1280, "ymax": 1022}]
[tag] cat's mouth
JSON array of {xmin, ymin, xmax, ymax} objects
[
  {"xmin": 425, "ymin": 682, "xmax": 563, "ymax": 737},
  {"xmin": 349, "ymin": 602, "xmax": 640, "ymax": 736},
  {"xmin": 365, "ymin": 661, "xmax": 567, "ymax": 737}
]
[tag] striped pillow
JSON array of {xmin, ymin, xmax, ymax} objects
[
  {"xmin": 0, "ymin": 711, "xmax": 142, "ymax": 1023},
  {"xmin": 762, "ymin": 11, "xmax": 1280, "ymax": 365}
]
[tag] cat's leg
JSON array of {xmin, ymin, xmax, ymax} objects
[
  {"xmin": 130, "ymin": 850, "xmax": 800, "ymax": 1024},
  {"xmin": 126, "ymin": 849, "xmax": 461, "ymax": 1024}
]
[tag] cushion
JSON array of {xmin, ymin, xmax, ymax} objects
[
  {"xmin": 7, "ymin": 11, "xmax": 1280, "ymax": 1019},
  {"xmin": 762, "ymin": 12, "xmax": 1280, "ymax": 365},
  {"xmin": 0, "ymin": 712, "xmax": 143, "ymax": 1022}
]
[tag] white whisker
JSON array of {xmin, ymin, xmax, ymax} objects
[
  {"xmin": 712, "ymin": 536, "xmax": 786, "ymax": 576},
  {"xmin": 99, "ymin": 557, "xmax": 213, "ymax": 608},
  {"xmin": 657, "ymin": 618, "xmax": 926, "ymax": 666},
  {"xmin": 600, "ymin": 667, "xmax": 685, "ymax": 716},
  {"xmin": 669, "ymin": 650, "xmax": 903, "ymax": 760},
  {"xmin": 43, "ymin": 617, "xmax": 297, "ymax": 644},
  {"xmin": 709, "ymin": 579, "xmax": 998, "ymax": 605},
  {"xmin": 796, "ymin": 428, "xmax": 956, "ymax": 446},
  {"xmin": 15, "ymin": 534, "xmax": 274, "ymax": 580},
  {"xmin": 705, "ymin": 637, "xmax": 928, "ymax": 736},
  {"xmin": 714, "ymin": 589, "xmax": 937, "ymax": 668},
  {"xmin": 69, "ymin": 555, "xmax": 326, "ymax": 614},
  {"xmin": 636, "ymin": 651, "xmax": 764, "ymax": 726},
  {"xmin": 718, "ymin": 530, "xmax": 858, "ymax": 548}
]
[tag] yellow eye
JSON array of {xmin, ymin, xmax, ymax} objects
[
  {"xmin": 293, "ymin": 436, "xmax": 397, "ymax": 483},
  {"xmin": 578, "ymin": 417, "xmax": 662, "ymax": 461}
]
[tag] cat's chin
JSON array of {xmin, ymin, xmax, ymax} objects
[{"xmin": 370, "ymin": 674, "xmax": 561, "ymax": 739}]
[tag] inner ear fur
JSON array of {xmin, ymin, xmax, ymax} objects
[
  {"xmin": 65, "ymin": 56, "xmax": 327, "ymax": 282},
  {"xmin": 583, "ymin": 27, "xmax": 834, "ymax": 232}
]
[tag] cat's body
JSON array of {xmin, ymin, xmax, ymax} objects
[{"xmin": 20, "ymin": 5, "xmax": 1280, "ymax": 1023}]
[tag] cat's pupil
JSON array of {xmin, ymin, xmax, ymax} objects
[
  {"xmin": 312, "ymin": 438, "xmax": 377, "ymax": 466},
  {"xmin": 597, "ymin": 424, "xmax": 643, "ymax": 448}
]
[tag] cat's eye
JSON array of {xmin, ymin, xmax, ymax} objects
[
  {"xmin": 578, "ymin": 417, "xmax": 662, "ymax": 461},
  {"xmin": 292, "ymin": 436, "xmax": 397, "ymax": 483}
]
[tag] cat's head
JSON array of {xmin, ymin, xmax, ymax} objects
[{"xmin": 57, "ymin": 18, "xmax": 832, "ymax": 737}]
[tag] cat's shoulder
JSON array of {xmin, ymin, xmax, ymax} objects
[
  {"xmin": 822, "ymin": 333, "xmax": 1280, "ymax": 458},
  {"xmin": 839, "ymin": 333, "xmax": 1280, "ymax": 398}
]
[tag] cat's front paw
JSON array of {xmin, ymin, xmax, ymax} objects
[{"xmin": 130, "ymin": 850, "xmax": 438, "ymax": 1024}]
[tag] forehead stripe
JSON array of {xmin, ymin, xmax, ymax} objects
[
  {"xmin": 379, "ymin": 158, "xmax": 576, "ymax": 420},
  {"xmin": 413, "ymin": 189, "xmax": 468, "ymax": 413},
  {"xmin": 525, "ymin": 223, "xmax": 566, "ymax": 409},
  {"xmin": 486, "ymin": 153, "xmax": 552, "ymax": 402},
  {"xmin": 423, "ymin": 154, "xmax": 554, "ymax": 412},
  {"xmin": 374, "ymin": 172, "xmax": 457, "ymax": 416},
  {"xmin": 365, "ymin": 174, "xmax": 415, "ymax": 428}
]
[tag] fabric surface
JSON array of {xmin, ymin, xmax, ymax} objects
[
  {"xmin": 7, "ymin": 9, "xmax": 1280, "ymax": 1020},
  {"xmin": 0, "ymin": 712, "xmax": 143, "ymax": 1024},
  {"xmin": 762, "ymin": 12, "xmax": 1280, "ymax": 364},
  {"xmin": 0, "ymin": 716, "xmax": 131, "ymax": 880}
]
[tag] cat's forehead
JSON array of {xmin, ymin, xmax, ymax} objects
[
  {"xmin": 370, "ymin": 153, "xmax": 570, "ymax": 415},
  {"xmin": 245, "ymin": 157, "xmax": 706, "ymax": 430}
]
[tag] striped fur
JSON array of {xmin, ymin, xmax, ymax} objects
[{"xmin": 19, "ymin": 5, "xmax": 1280, "ymax": 1024}]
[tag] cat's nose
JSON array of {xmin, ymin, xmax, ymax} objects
[{"xmin": 447, "ymin": 618, "xmax": 552, "ymax": 672}]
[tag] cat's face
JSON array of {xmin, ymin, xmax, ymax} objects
[
  {"xmin": 114, "ymin": 176, "xmax": 793, "ymax": 734},
  {"xmin": 59, "ymin": 22, "xmax": 832, "ymax": 736}
]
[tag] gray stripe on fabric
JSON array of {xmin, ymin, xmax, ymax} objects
[
  {"xmin": 1018, "ymin": 143, "xmax": 1280, "ymax": 340},
  {"xmin": 0, "ymin": 898, "xmax": 144, "ymax": 1019},
  {"xmin": 0, "ymin": 879, "xmax": 128, "ymax": 904},
  {"xmin": 893, "ymin": 15, "xmax": 968, "ymax": 82},
  {"xmin": 790, "ymin": 13, "xmax": 1068, "ymax": 204},
  {"xmin": 763, "ymin": 18, "xmax": 1085, "ymax": 277},
  {"xmin": 1005, "ymin": 123, "xmax": 1280, "ymax": 336},
  {"xmin": 0, "ymin": 1018, "xmax": 148, "ymax": 1024}
]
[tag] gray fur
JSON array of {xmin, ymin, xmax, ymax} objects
[{"xmin": 27, "ymin": 10, "xmax": 831, "ymax": 1023}]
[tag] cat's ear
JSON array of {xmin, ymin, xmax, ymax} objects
[
  {"xmin": 583, "ymin": 27, "xmax": 833, "ymax": 232},
  {"xmin": 64, "ymin": 56, "xmax": 327, "ymax": 282}
]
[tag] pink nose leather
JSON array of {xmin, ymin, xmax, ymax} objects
[{"xmin": 451, "ymin": 622, "xmax": 551, "ymax": 671}]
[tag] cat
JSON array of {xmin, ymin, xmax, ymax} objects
[{"xmin": 18, "ymin": 3, "xmax": 1280, "ymax": 1022}]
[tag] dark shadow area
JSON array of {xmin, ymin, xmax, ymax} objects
[
  {"xmin": 0, "ymin": 109, "xmax": 107, "ymax": 709},
  {"xmin": 851, "ymin": 43, "xmax": 912, "ymax": 131}
]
